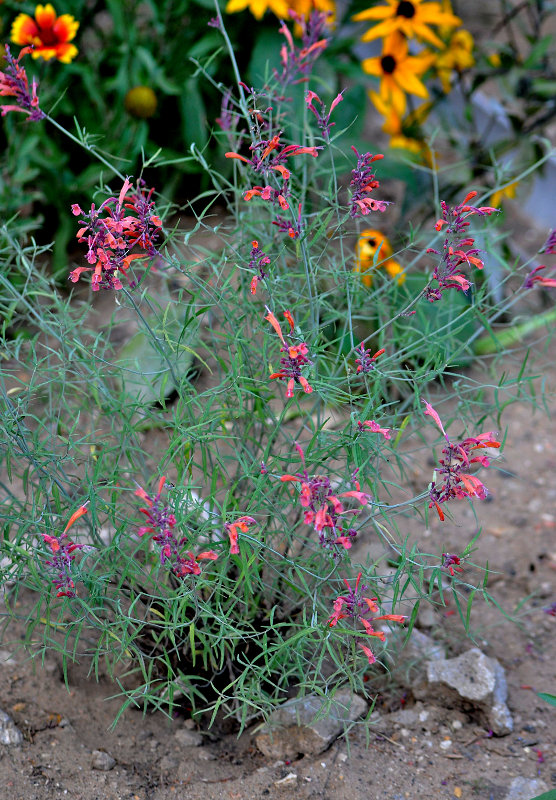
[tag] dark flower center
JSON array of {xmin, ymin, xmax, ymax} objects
[
  {"xmin": 380, "ymin": 55, "xmax": 397, "ymax": 74},
  {"xmin": 396, "ymin": 0, "xmax": 416, "ymax": 18}
]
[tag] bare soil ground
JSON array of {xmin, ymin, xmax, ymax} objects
[{"xmin": 1, "ymin": 327, "xmax": 555, "ymax": 800}]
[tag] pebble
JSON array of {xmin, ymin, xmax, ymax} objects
[
  {"xmin": 439, "ymin": 739, "xmax": 452, "ymax": 750},
  {"xmin": 91, "ymin": 750, "xmax": 116, "ymax": 771},
  {"xmin": 174, "ymin": 728, "xmax": 203, "ymax": 747},
  {"xmin": 274, "ymin": 772, "xmax": 297, "ymax": 787},
  {"xmin": 0, "ymin": 710, "xmax": 23, "ymax": 745}
]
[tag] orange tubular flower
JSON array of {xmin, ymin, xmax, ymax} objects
[
  {"xmin": 362, "ymin": 32, "xmax": 434, "ymax": 117},
  {"xmin": 353, "ymin": 0, "xmax": 461, "ymax": 50},
  {"xmin": 11, "ymin": 4, "xmax": 79, "ymax": 64}
]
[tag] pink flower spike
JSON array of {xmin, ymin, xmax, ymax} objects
[{"xmin": 422, "ymin": 400, "xmax": 447, "ymax": 438}]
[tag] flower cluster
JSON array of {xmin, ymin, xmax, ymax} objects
[
  {"xmin": 11, "ymin": 3, "xmax": 79, "ymax": 64},
  {"xmin": 354, "ymin": 342, "xmax": 385, "ymax": 374},
  {"xmin": 225, "ymin": 516, "xmax": 256, "ymax": 554},
  {"xmin": 69, "ymin": 178, "xmax": 162, "ymax": 291},
  {"xmin": 305, "ymin": 89, "xmax": 343, "ymax": 139},
  {"xmin": 353, "ymin": 0, "xmax": 474, "ymax": 155},
  {"xmin": 425, "ymin": 190, "xmax": 498, "ymax": 302},
  {"xmin": 0, "ymin": 44, "xmax": 44, "ymax": 121},
  {"xmin": 280, "ymin": 444, "xmax": 370, "ymax": 551},
  {"xmin": 135, "ymin": 477, "xmax": 217, "ymax": 578},
  {"xmin": 349, "ymin": 148, "xmax": 389, "ymax": 218},
  {"xmin": 265, "ymin": 309, "xmax": 313, "ymax": 398},
  {"xmin": 423, "ymin": 401, "xmax": 500, "ymax": 521},
  {"xmin": 442, "ymin": 552, "xmax": 464, "ymax": 576},
  {"xmin": 523, "ymin": 265, "xmax": 556, "ymax": 290},
  {"xmin": 542, "ymin": 229, "xmax": 556, "ymax": 255},
  {"xmin": 328, "ymin": 573, "xmax": 405, "ymax": 664},
  {"xmin": 41, "ymin": 504, "xmax": 89, "ymax": 597},
  {"xmin": 248, "ymin": 240, "xmax": 271, "ymax": 295},
  {"xmin": 357, "ymin": 420, "xmax": 391, "ymax": 440},
  {"xmin": 273, "ymin": 9, "xmax": 332, "ymax": 89}
]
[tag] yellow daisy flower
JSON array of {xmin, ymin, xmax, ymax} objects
[
  {"xmin": 435, "ymin": 29, "xmax": 475, "ymax": 93},
  {"xmin": 288, "ymin": 0, "xmax": 335, "ymax": 20},
  {"xmin": 362, "ymin": 32, "xmax": 434, "ymax": 117},
  {"xmin": 225, "ymin": 0, "xmax": 290, "ymax": 20},
  {"xmin": 355, "ymin": 229, "xmax": 404, "ymax": 287},
  {"xmin": 490, "ymin": 181, "xmax": 518, "ymax": 208},
  {"xmin": 353, "ymin": 0, "xmax": 461, "ymax": 50}
]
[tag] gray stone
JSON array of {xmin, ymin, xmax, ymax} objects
[
  {"xmin": 255, "ymin": 688, "xmax": 368, "ymax": 759},
  {"xmin": 91, "ymin": 750, "xmax": 116, "ymax": 771},
  {"xmin": 0, "ymin": 709, "xmax": 23, "ymax": 745},
  {"xmin": 404, "ymin": 628, "xmax": 445, "ymax": 662},
  {"xmin": 423, "ymin": 648, "xmax": 513, "ymax": 735},
  {"xmin": 174, "ymin": 728, "xmax": 203, "ymax": 747},
  {"xmin": 503, "ymin": 776, "xmax": 549, "ymax": 800}
]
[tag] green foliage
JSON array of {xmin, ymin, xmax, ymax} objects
[{"xmin": 0, "ymin": 4, "xmax": 553, "ymax": 729}]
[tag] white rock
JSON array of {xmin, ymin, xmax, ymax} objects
[
  {"xmin": 274, "ymin": 773, "xmax": 297, "ymax": 787},
  {"xmin": 503, "ymin": 776, "xmax": 549, "ymax": 800},
  {"xmin": 91, "ymin": 750, "xmax": 116, "ymax": 771},
  {"xmin": 0, "ymin": 710, "xmax": 23, "ymax": 745},
  {"xmin": 423, "ymin": 648, "xmax": 513, "ymax": 735}
]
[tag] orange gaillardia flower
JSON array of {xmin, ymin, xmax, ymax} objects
[
  {"xmin": 355, "ymin": 228, "xmax": 404, "ymax": 286},
  {"xmin": 362, "ymin": 32, "xmax": 434, "ymax": 117},
  {"xmin": 11, "ymin": 4, "xmax": 79, "ymax": 64},
  {"xmin": 353, "ymin": 0, "xmax": 461, "ymax": 50}
]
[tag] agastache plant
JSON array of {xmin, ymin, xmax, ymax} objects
[
  {"xmin": 349, "ymin": 148, "xmax": 389, "ymax": 218},
  {"xmin": 265, "ymin": 309, "xmax": 313, "ymax": 397},
  {"xmin": 69, "ymin": 177, "xmax": 162, "ymax": 291},
  {"xmin": 354, "ymin": 342, "xmax": 385, "ymax": 374},
  {"xmin": 423, "ymin": 401, "xmax": 501, "ymax": 520},
  {"xmin": 135, "ymin": 477, "xmax": 217, "ymax": 578},
  {"xmin": 42, "ymin": 504, "xmax": 90, "ymax": 598},
  {"xmin": 274, "ymin": 9, "xmax": 332, "ymax": 92},
  {"xmin": 0, "ymin": 44, "xmax": 45, "ymax": 121},
  {"xmin": 425, "ymin": 190, "xmax": 498, "ymax": 302},
  {"xmin": 328, "ymin": 573, "xmax": 405, "ymax": 664},
  {"xmin": 280, "ymin": 444, "xmax": 370, "ymax": 551}
]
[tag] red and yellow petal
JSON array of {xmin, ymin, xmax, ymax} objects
[
  {"xmin": 35, "ymin": 4, "xmax": 57, "ymax": 29},
  {"xmin": 11, "ymin": 13, "xmax": 39, "ymax": 45},
  {"xmin": 54, "ymin": 42, "xmax": 78, "ymax": 63},
  {"xmin": 54, "ymin": 14, "xmax": 80, "ymax": 43}
]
